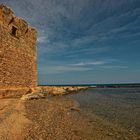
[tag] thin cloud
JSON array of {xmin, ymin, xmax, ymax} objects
[
  {"xmin": 71, "ymin": 61, "xmax": 107, "ymax": 66},
  {"xmin": 101, "ymin": 65, "xmax": 128, "ymax": 69},
  {"xmin": 37, "ymin": 36, "xmax": 48, "ymax": 43},
  {"xmin": 37, "ymin": 30, "xmax": 50, "ymax": 43},
  {"xmin": 39, "ymin": 65, "xmax": 92, "ymax": 74}
]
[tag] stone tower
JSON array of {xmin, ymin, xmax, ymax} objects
[{"xmin": 0, "ymin": 4, "xmax": 37, "ymax": 88}]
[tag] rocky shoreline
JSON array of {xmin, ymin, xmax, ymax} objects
[
  {"xmin": 0, "ymin": 86, "xmax": 89, "ymax": 99},
  {"xmin": 0, "ymin": 96, "xmax": 139, "ymax": 140}
]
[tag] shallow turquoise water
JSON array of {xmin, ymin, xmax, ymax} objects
[{"xmin": 69, "ymin": 88, "xmax": 140, "ymax": 134}]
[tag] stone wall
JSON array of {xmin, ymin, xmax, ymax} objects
[{"xmin": 0, "ymin": 4, "xmax": 37, "ymax": 88}]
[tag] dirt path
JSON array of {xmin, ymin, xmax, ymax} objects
[{"xmin": 0, "ymin": 99, "xmax": 30, "ymax": 140}]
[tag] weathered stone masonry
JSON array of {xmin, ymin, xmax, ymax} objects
[{"xmin": 0, "ymin": 4, "xmax": 37, "ymax": 88}]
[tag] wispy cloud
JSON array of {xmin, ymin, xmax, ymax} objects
[
  {"xmin": 37, "ymin": 35, "xmax": 48, "ymax": 43},
  {"xmin": 38, "ymin": 63, "xmax": 128, "ymax": 75},
  {"xmin": 71, "ymin": 61, "xmax": 107, "ymax": 66},
  {"xmin": 101, "ymin": 65, "xmax": 128, "ymax": 69},
  {"xmin": 39, "ymin": 65, "xmax": 92, "ymax": 74},
  {"xmin": 37, "ymin": 30, "xmax": 49, "ymax": 43}
]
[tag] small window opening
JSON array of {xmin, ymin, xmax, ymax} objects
[{"xmin": 11, "ymin": 26, "xmax": 17, "ymax": 36}]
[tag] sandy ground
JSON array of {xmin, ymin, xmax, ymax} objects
[
  {"xmin": 0, "ymin": 97, "xmax": 139, "ymax": 140},
  {"xmin": 0, "ymin": 99, "xmax": 30, "ymax": 140}
]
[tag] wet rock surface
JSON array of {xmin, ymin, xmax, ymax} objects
[{"xmin": 20, "ymin": 92, "xmax": 45, "ymax": 100}]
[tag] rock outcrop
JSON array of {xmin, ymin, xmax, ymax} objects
[
  {"xmin": 38, "ymin": 86, "xmax": 88, "ymax": 95},
  {"xmin": 21, "ymin": 92, "xmax": 45, "ymax": 100}
]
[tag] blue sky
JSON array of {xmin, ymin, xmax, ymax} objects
[{"xmin": 1, "ymin": 0, "xmax": 140, "ymax": 85}]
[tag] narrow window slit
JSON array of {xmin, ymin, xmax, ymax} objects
[{"xmin": 11, "ymin": 26, "xmax": 17, "ymax": 36}]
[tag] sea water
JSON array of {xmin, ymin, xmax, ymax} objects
[{"xmin": 69, "ymin": 88, "xmax": 140, "ymax": 134}]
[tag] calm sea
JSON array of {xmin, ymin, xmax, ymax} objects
[{"xmin": 68, "ymin": 88, "xmax": 140, "ymax": 134}]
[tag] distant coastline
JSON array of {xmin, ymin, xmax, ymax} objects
[{"xmin": 39, "ymin": 83, "xmax": 140, "ymax": 88}]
